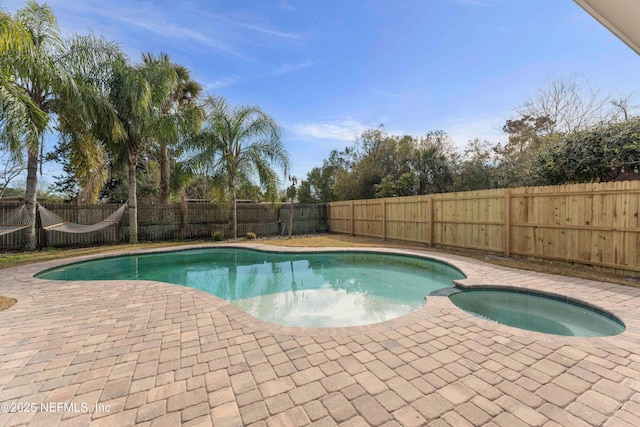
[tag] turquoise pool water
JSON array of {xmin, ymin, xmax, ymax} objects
[
  {"xmin": 37, "ymin": 248, "xmax": 465, "ymax": 327},
  {"xmin": 449, "ymin": 289, "xmax": 625, "ymax": 337}
]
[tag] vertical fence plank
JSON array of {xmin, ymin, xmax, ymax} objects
[
  {"xmin": 504, "ymin": 189, "xmax": 511, "ymax": 257},
  {"xmin": 328, "ymin": 181, "xmax": 640, "ymax": 277},
  {"xmin": 350, "ymin": 200, "xmax": 355, "ymax": 236},
  {"xmin": 382, "ymin": 199, "xmax": 386, "ymax": 241},
  {"xmin": 0, "ymin": 202, "xmax": 325, "ymax": 249},
  {"xmin": 428, "ymin": 196, "xmax": 434, "ymax": 247}
]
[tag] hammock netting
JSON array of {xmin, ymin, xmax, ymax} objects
[
  {"xmin": 0, "ymin": 204, "xmax": 32, "ymax": 236},
  {"xmin": 37, "ymin": 203, "xmax": 127, "ymax": 234}
]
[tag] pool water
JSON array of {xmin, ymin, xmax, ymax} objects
[
  {"xmin": 449, "ymin": 289, "xmax": 625, "ymax": 337},
  {"xmin": 37, "ymin": 248, "xmax": 465, "ymax": 327}
]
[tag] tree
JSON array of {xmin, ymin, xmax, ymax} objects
[
  {"xmin": 330, "ymin": 127, "xmax": 384, "ymax": 200},
  {"xmin": 453, "ymin": 138, "xmax": 497, "ymax": 191},
  {"xmin": 46, "ymin": 33, "xmax": 125, "ymax": 205},
  {"xmin": 0, "ymin": 6, "xmax": 48, "ymax": 154},
  {"xmin": 309, "ymin": 127, "xmax": 458, "ymax": 201},
  {"xmin": 297, "ymin": 179, "xmax": 314, "ymax": 203},
  {"xmin": 188, "ymin": 97, "xmax": 290, "ymax": 238},
  {"xmin": 107, "ymin": 55, "xmax": 176, "ymax": 242},
  {"xmin": 516, "ymin": 74, "xmax": 623, "ymax": 134},
  {"xmin": 529, "ymin": 118, "xmax": 640, "ymax": 185},
  {"xmin": 499, "ymin": 75, "xmax": 637, "ymax": 187},
  {"xmin": 374, "ymin": 171, "xmax": 419, "ymax": 198},
  {"xmin": 331, "ymin": 127, "xmax": 416, "ymax": 200},
  {"xmin": 0, "ymin": 149, "xmax": 24, "ymax": 199},
  {"xmin": 494, "ymin": 115, "xmax": 553, "ymax": 187},
  {"xmin": 300, "ymin": 165, "xmax": 337, "ymax": 203},
  {"xmin": 98, "ymin": 153, "xmax": 161, "ymax": 204},
  {"xmin": 143, "ymin": 53, "xmax": 204, "ymax": 204},
  {"xmin": 411, "ymin": 131, "xmax": 456, "ymax": 194},
  {"xmin": 1, "ymin": 6, "xmax": 32, "ymax": 52},
  {"xmin": 1, "ymin": 2, "xmax": 118, "ymax": 249}
]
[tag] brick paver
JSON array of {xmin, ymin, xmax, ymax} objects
[{"xmin": 1, "ymin": 243, "xmax": 639, "ymax": 426}]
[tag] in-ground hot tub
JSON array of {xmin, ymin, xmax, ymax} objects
[{"xmin": 449, "ymin": 288, "xmax": 625, "ymax": 337}]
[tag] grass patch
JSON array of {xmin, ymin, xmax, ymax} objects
[
  {"xmin": 247, "ymin": 234, "xmax": 378, "ymax": 248},
  {"xmin": 0, "ymin": 240, "xmax": 210, "ymax": 270}
]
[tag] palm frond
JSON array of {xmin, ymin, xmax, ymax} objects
[
  {"xmin": 0, "ymin": 8, "xmax": 33, "ymax": 54},
  {"xmin": 15, "ymin": 1, "xmax": 62, "ymax": 53},
  {"xmin": 0, "ymin": 77, "xmax": 49, "ymax": 153}
]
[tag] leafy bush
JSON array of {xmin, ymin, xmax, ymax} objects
[
  {"xmin": 245, "ymin": 232, "xmax": 257, "ymax": 240},
  {"xmin": 529, "ymin": 118, "xmax": 640, "ymax": 185},
  {"xmin": 212, "ymin": 230, "xmax": 224, "ymax": 241}
]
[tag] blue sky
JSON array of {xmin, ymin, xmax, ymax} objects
[{"xmin": 3, "ymin": 0, "xmax": 640, "ymax": 185}]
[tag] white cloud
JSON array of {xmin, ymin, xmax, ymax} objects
[
  {"xmin": 290, "ymin": 119, "xmax": 368, "ymax": 142},
  {"xmin": 205, "ymin": 76, "xmax": 240, "ymax": 91},
  {"xmin": 105, "ymin": 13, "xmax": 244, "ymax": 58},
  {"xmin": 230, "ymin": 20, "xmax": 302, "ymax": 40},
  {"xmin": 40, "ymin": 0, "xmax": 303, "ymax": 59},
  {"xmin": 441, "ymin": 116, "xmax": 507, "ymax": 150},
  {"xmin": 289, "ymin": 115, "xmax": 508, "ymax": 153},
  {"xmin": 273, "ymin": 59, "xmax": 318, "ymax": 75}
]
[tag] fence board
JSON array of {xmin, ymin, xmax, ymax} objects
[
  {"xmin": 329, "ymin": 181, "xmax": 640, "ymax": 277},
  {"xmin": 0, "ymin": 202, "xmax": 326, "ymax": 249}
]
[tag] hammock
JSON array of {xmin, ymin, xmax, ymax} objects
[
  {"xmin": 0, "ymin": 204, "xmax": 32, "ymax": 236},
  {"xmin": 37, "ymin": 203, "xmax": 127, "ymax": 234}
]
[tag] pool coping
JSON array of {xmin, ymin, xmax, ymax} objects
[{"xmin": 10, "ymin": 242, "xmax": 640, "ymax": 349}]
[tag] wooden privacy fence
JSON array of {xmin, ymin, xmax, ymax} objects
[
  {"xmin": 0, "ymin": 202, "xmax": 327, "ymax": 248},
  {"xmin": 329, "ymin": 181, "xmax": 640, "ymax": 277}
]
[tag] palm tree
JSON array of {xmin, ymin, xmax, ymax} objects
[
  {"xmin": 1, "ymin": 7, "xmax": 30, "ymax": 52},
  {"xmin": 142, "ymin": 53, "xmax": 204, "ymax": 204},
  {"xmin": 0, "ymin": 1, "xmax": 120, "ymax": 249},
  {"xmin": 108, "ymin": 55, "xmax": 176, "ymax": 243},
  {"xmin": 53, "ymin": 33, "xmax": 126, "ymax": 204},
  {"xmin": 188, "ymin": 97, "xmax": 290, "ymax": 238},
  {"xmin": 0, "ymin": 7, "xmax": 47, "ymax": 159}
]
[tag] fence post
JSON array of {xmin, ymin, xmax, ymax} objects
[
  {"xmin": 504, "ymin": 189, "xmax": 511, "ymax": 257},
  {"xmin": 381, "ymin": 199, "xmax": 387, "ymax": 241},
  {"xmin": 180, "ymin": 194, "xmax": 188, "ymax": 240},
  {"xmin": 325, "ymin": 204, "xmax": 330, "ymax": 232},
  {"xmin": 428, "ymin": 196, "xmax": 434, "ymax": 247},
  {"xmin": 116, "ymin": 218, "xmax": 122, "ymax": 243},
  {"xmin": 350, "ymin": 201, "xmax": 355, "ymax": 236}
]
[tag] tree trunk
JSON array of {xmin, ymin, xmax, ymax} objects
[
  {"xmin": 159, "ymin": 143, "xmax": 170, "ymax": 204},
  {"xmin": 229, "ymin": 190, "xmax": 237, "ymax": 239},
  {"xmin": 23, "ymin": 148, "xmax": 38, "ymax": 250},
  {"xmin": 128, "ymin": 147, "xmax": 138, "ymax": 243}
]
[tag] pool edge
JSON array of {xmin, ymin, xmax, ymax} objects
[{"xmin": 8, "ymin": 242, "xmax": 639, "ymax": 347}]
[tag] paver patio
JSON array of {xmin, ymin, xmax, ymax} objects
[{"xmin": 1, "ymin": 243, "xmax": 639, "ymax": 426}]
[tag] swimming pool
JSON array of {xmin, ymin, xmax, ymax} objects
[
  {"xmin": 36, "ymin": 248, "xmax": 466, "ymax": 327},
  {"xmin": 449, "ymin": 288, "xmax": 625, "ymax": 337}
]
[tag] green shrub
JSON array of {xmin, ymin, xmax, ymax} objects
[
  {"xmin": 245, "ymin": 232, "xmax": 257, "ymax": 240},
  {"xmin": 212, "ymin": 230, "xmax": 224, "ymax": 241}
]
